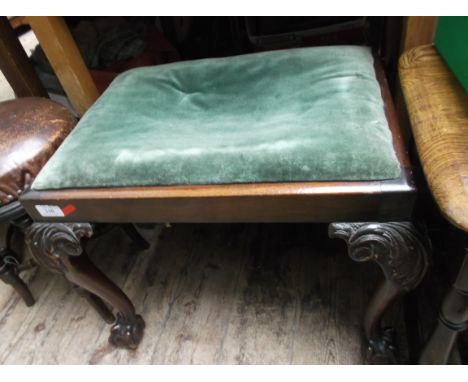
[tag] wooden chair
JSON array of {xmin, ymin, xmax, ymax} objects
[
  {"xmin": 16, "ymin": 43, "xmax": 432, "ymax": 364},
  {"xmin": 399, "ymin": 44, "xmax": 468, "ymax": 364}
]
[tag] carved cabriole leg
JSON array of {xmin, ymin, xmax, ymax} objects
[
  {"xmin": 24, "ymin": 222, "xmax": 145, "ymax": 349},
  {"xmin": 328, "ymin": 222, "xmax": 431, "ymax": 364},
  {"xmin": 73, "ymin": 286, "xmax": 116, "ymax": 324}
]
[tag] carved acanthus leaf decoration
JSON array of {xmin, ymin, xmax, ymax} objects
[
  {"xmin": 329, "ymin": 222, "xmax": 431, "ymax": 291},
  {"xmin": 25, "ymin": 223, "xmax": 93, "ymax": 274}
]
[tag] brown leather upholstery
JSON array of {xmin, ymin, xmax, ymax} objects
[{"xmin": 0, "ymin": 97, "xmax": 75, "ymax": 206}]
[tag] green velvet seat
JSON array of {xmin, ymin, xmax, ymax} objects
[{"xmin": 31, "ymin": 46, "xmax": 400, "ymax": 191}]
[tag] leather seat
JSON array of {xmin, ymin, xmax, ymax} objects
[
  {"xmin": 0, "ymin": 97, "xmax": 75, "ymax": 208},
  {"xmin": 0, "ymin": 97, "xmax": 75, "ymax": 307}
]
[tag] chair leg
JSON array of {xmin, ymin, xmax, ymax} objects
[
  {"xmin": 419, "ymin": 253, "xmax": 468, "ymax": 364},
  {"xmin": 24, "ymin": 222, "xmax": 145, "ymax": 350},
  {"xmin": 329, "ymin": 222, "xmax": 431, "ymax": 364},
  {"xmin": 0, "ymin": 223, "xmax": 35, "ymax": 306},
  {"xmin": 0, "ymin": 251, "xmax": 35, "ymax": 306}
]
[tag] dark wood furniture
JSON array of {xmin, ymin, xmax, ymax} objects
[
  {"xmin": 399, "ymin": 44, "xmax": 468, "ymax": 364},
  {"xmin": 19, "ymin": 57, "xmax": 431, "ymax": 362}
]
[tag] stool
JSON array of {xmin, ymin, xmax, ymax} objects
[
  {"xmin": 399, "ymin": 45, "xmax": 468, "ymax": 364},
  {"xmin": 20, "ymin": 46, "xmax": 432, "ymax": 361},
  {"xmin": 0, "ymin": 97, "xmax": 75, "ymax": 305}
]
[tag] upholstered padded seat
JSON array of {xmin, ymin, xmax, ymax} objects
[
  {"xmin": 0, "ymin": 98, "xmax": 75, "ymax": 206},
  {"xmin": 0, "ymin": 97, "xmax": 75, "ymax": 306},
  {"xmin": 31, "ymin": 46, "xmax": 400, "ymax": 191}
]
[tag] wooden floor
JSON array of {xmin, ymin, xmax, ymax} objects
[{"xmin": 0, "ymin": 223, "xmax": 407, "ymax": 364}]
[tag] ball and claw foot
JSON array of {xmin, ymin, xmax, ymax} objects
[
  {"xmin": 109, "ymin": 313, "xmax": 146, "ymax": 350},
  {"xmin": 366, "ymin": 327, "xmax": 398, "ymax": 365}
]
